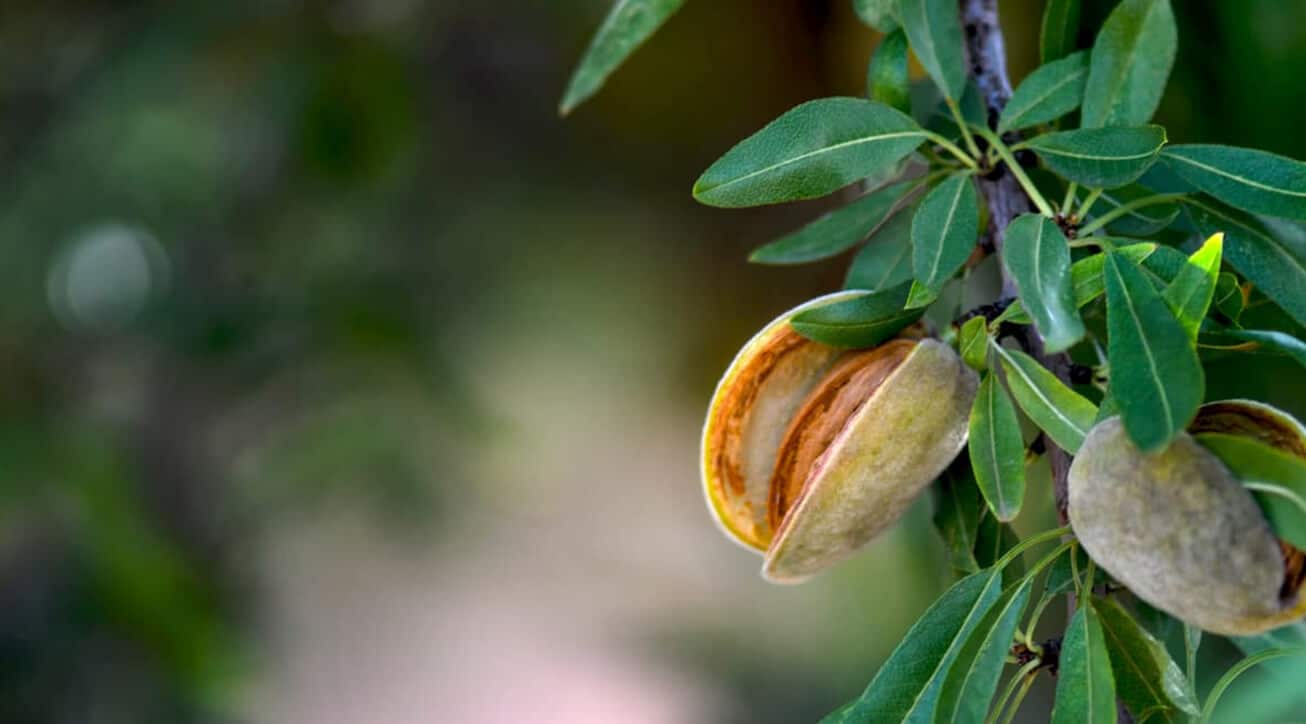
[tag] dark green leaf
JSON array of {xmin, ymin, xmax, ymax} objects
[
  {"xmin": 1184, "ymin": 197, "xmax": 1306, "ymax": 328},
  {"xmin": 1041, "ymin": 0, "xmax": 1083, "ymax": 63},
  {"xmin": 959, "ymin": 316, "xmax": 990, "ymax": 372},
  {"xmin": 996, "ymin": 346, "xmax": 1098, "ymax": 454},
  {"xmin": 1195, "ymin": 432, "xmax": 1306, "ymax": 551},
  {"xmin": 853, "ymin": 0, "xmax": 899, "ymax": 32},
  {"xmin": 935, "ymin": 578, "xmax": 1035, "ymax": 724},
  {"xmin": 844, "ymin": 204, "xmax": 916, "ymax": 291},
  {"xmin": 1162, "ymin": 232, "xmax": 1223, "ymax": 342},
  {"xmin": 999, "ymin": 51, "xmax": 1089, "ymax": 133},
  {"xmin": 910, "ymin": 173, "xmax": 979, "ymax": 302},
  {"xmin": 1077, "ymin": 184, "xmax": 1181, "ymax": 236},
  {"xmin": 1213, "ymin": 272, "xmax": 1246, "ymax": 323},
  {"xmin": 1053, "ymin": 605, "xmax": 1117, "ymax": 724},
  {"xmin": 1094, "ymin": 596, "xmax": 1199, "ymax": 720},
  {"xmin": 968, "ymin": 374, "xmax": 1026, "ymax": 521},
  {"xmin": 790, "ymin": 282, "xmax": 923, "ymax": 348},
  {"xmin": 1022, "ymin": 126, "xmax": 1166, "ymax": 189},
  {"xmin": 1139, "ymin": 244, "xmax": 1189, "ymax": 287},
  {"xmin": 974, "ymin": 516, "xmax": 1024, "ymax": 587},
  {"xmin": 897, "ymin": 0, "xmax": 967, "ymax": 100},
  {"xmin": 868, "ymin": 29, "xmax": 911, "ymax": 114},
  {"xmin": 750, "ymin": 180, "xmax": 916, "ymax": 264},
  {"xmin": 1081, "ymin": 0, "xmax": 1177, "ymax": 128},
  {"xmin": 1163, "ymin": 145, "xmax": 1306, "ymax": 221},
  {"xmin": 1001, "ymin": 214, "xmax": 1084, "ymax": 352},
  {"xmin": 694, "ymin": 98, "xmax": 926, "ymax": 207},
  {"xmin": 1043, "ymin": 546, "xmax": 1090, "ymax": 600},
  {"xmin": 559, "ymin": 0, "xmax": 687, "ymax": 115},
  {"xmin": 1103, "ymin": 252, "xmax": 1204, "ymax": 452},
  {"xmin": 933, "ymin": 464, "xmax": 984, "ymax": 576},
  {"xmin": 842, "ymin": 570, "xmax": 1003, "ymax": 722},
  {"xmin": 999, "ymin": 243, "xmax": 1157, "ymax": 325},
  {"xmin": 1217, "ymin": 328, "xmax": 1306, "ymax": 370}
]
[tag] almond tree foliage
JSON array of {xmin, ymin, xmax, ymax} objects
[{"xmin": 566, "ymin": 1, "xmax": 1306, "ymax": 722}]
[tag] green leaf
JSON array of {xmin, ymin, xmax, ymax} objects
[
  {"xmin": 1001, "ymin": 214, "xmax": 1085, "ymax": 352},
  {"xmin": 973, "ymin": 516, "xmax": 1024, "ymax": 587},
  {"xmin": 750, "ymin": 180, "xmax": 916, "ymax": 264},
  {"xmin": 1053, "ymin": 605, "xmax": 1118, "ymax": 724},
  {"xmin": 996, "ymin": 346, "xmax": 1098, "ymax": 454},
  {"xmin": 935, "ymin": 578, "xmax": 1035, "ymax": 724},
  {"xmin": 1103, "ymin": 252, "xmax": 1204, "ymax": 452},
  {"xmin": 959, "ymin": 316, "xmax": 990, "ymax": 372},
  {"xmin": 999, "ymin": 243, "xmax": 1157, "ymax": 325},
  {"xmin": 1081, "ymin": 0, "xmax": 1177, "ymax": 128},
  {"xmin": 910, "ymin": 173, "xmax": 979, "ymax": 301},
  {"xmin": 1043, "ymin": 546, "xmax": 1091, "ymax": 600},
  {"xmin": 968, "ymin": 374, "xmax": 1027, "ymax": 521},
  {"xmin": 999, "ymin": 51, "xmax": 1089, "ymax": 133},
  {"xmin": 842, "ymin": 569, "xmax": 1003, "ymax": 723},
  {"xmin": 1184, "ymin": 197, "xmax": 1306, "ymax": 328},
  {"xmin": 694, "ymin": 98, "xmax": 927, "ymax": 207},
  {"xmin": 1094, "ymin": 596, "xmax": 1199, "ymax": 720},
  {"xmin": 897, "ymin": 0, "xmax": 968, "ymax": 100},
  {"xmin": 1162, "ymin": 233, "xmax": 1223, "ymax": 342},
  {"xmin": 559, "ymin": 0, "xmax": 687, "ymax": 115},
  {"xmin": 1194, "ymin": 432, "xmax": 1306, "ymax": 551},
  {"xmin": 868, "ymin": 29, "xmax": 911, "ymax": 114},
  {"xmin": 1041, "ymin": 0, "xmax": 1083, "ymax": 63},
  {"xmin": 853, "ymin": 0, "xmax": 899, "ymax": 32},
  {"xmin": 1139, "ymin": 244, "xmax": 1189, "ymax": 287},
  {"xmin": 1162, "ymin": 145, "xmax": 1306, "ymax": 221},
  {"xmin": 1217, "ymin": 328, "xmax": 1306, "ymax": 370},
  {"xmin": 845, "ymin": 204, "xmax": 916, "ymax": 291},
  {"xmin": 1022, "ymin": 126, "xmax": 1166, "ymax": 189},
  {"xmin": 1077, "ymin": 184, "xmax": 1181, "ymax": 236},
  {"xmin": 790, "ymin": 282, "xmax": 923, "ymax": 348},
  {"xmin": 933, "ymin": 464, "xmax": 984, "ymax": 576},
  {"xmin": 1213, "ymin": 272, "xmax": 1246, "ymax": 322}
]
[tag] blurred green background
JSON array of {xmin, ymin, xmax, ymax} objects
[{"xmin": 2, "ymin": 1, "xmax": 1306, "ymax": 722}]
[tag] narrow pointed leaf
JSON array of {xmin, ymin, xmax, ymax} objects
[
  {"xmin": 1213, "ymin": 272, "xmax": 1246, "ymax": 323},
  {"xmin": 1001, "ymin": 214, "xmax": 1084, "ymax": 352},
  {"xmin": 959, "ymin": 316, "xmax": 990, "ymax": 372},
  {"xmin": 868, "ymin": 29, "xmax": 911, "ymax": 114},
  {"xmin": 694, "ymin": 98, "xmax": 927, "ymax": 207},
  {"xmin": 1103, "ymin": 252, "xmax": 1204, "ymax": 452},
  {"xmin": 936, "ymin": 578, "xmax": 1035, "ymax": 724},
  {"xmin": 1081, "ymin": 0, "xmax": 1176, "ymax": 128},
  {"xmin": 933, "ymin": 464, "xmax": 984, "ymax": 576},
  {"xmin": 911, "ymin": 173, "xmax": 979, "ymax": 298},
  {"xmin": 1161, "ymin": 233, "xmax": 1222, "ymax": 342},
  {"xmin": 790, "ymin": 282, "xmax": 922, "ymax": 348},
  {"xmin": 1043, "ymin": 546, "xmax": 1091, "ymax": 601},
  {"xmin": 968, "ymin": 374, "xmax": 1026, "ymax": 521},
  {"xmin": 1041, "ymin": 0, "xmax": 1083, "ymax": 63},
  {"xmin": 1053, "ymin": 604, "xmax": 1117, "ymax": 724},
  {"xmin": 999, "ymin": 243, "xmax": 1157, "ymax": 325},
  {"xmin": 853, "ymin": 0, "xmax": 899, "ymax": 32},
  {"xmin": 904, "ymin": 280, "xmax": 940, "ymax": 310},
  {"xmin": 1023, "ymin": 126, "xmax": 1166, "ymax": 188},
  {"xmin": 897, "ymin": 0, "xmax": 967, "ymax": 100},
  {"xmin": 1094, "ymin": 597, "xmax": 1200, "ymax": 719},
  {"xmin": 559, "ymin": 0, "xmax": 687, "ymax": 115},
  {"xmin": 1162, "ymin": 145, "xmax": 1306, "ymax": 220},
  {"xmin": 999, "ymin": 51, "xmax": 1089, "ymax": 133},
  {"xmin": 1217, "ymin": 328, "xmax": 1306, "ymax": 370},
  {"xmin": 1194, "ymin": 432, "xmax": 1306, "ymax": 551},
  {"xmin": 996, "ymin": 346, "xmax": 1098, "ymax": 454},
  {"xmin": 750, "ymin": 180, "xmax": 915, "ymax": 264},
  {"xmin": 1184, "ymin": 197, "xmax": 1306, "ymax": 328},
  {"xmin": 845, "ymin": 205, "xmax": 916, "ymax": 291},
  {"xmin": 843, "ymin": 570, "xmax": 1004, "ymax": 723},
  {"xmin": 1077, "ymin": 184, "xmax": 1181, "ymax": 236}
]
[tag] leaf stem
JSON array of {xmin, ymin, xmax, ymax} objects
[
  {"xmin": 946, "ymin": 98, "xmax": 984, "ymax": 161},
  {"xmin": 1061, "ymin": 182, "xmax": 1079, "ymax": 216},
  {"xmin": 994, "ymin": 526, "xmax": 1072, "ymax": 572},
  {"xmin": 1076, "ymin": 188, "xmax": 1105, "ymax": 219},
  {"xmin": 923, "ymin": 130, "xmax": 979, "ymax": 169},
  {"xmin": 1183, "ymin": 624, "xmax": 1202, "ymax": 706},
  {"xmin": 987, "ymin": 659, "xmax": 1043, "ymax": 724},
  {"xmin": 1200, "ymin": 648, "xmax": 1306, "ymax": 721},
  {"xmin": 998, "ymin": 666, "xmax": 1041, "ymax": 724},
  {"xmin": 1077, "ymin": 193, "xmax": 1189, "ymax": 237},
  {"xmin": 974, "ymin": 126, "xmax": 1056, "ymax": 217}
]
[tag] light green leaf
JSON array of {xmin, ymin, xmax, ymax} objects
[
  {"xmin": 845, "ymin": 203, "xmax": 916, "ymax": 291},
  {"xmin": 559, "ymin": 0, "xmax": 687, "ymax": 115},
  {"xmin": 1161, "ymin": 233, "xmax": 1223, "ymax": 342},
  {"xmin": 1041, "ymin": 0, "xmax": 1083, "ymax": 63},
  {"xmin": 841, "ymin": 569, "xmax": 1003, "ymax": 723},
  {"xmin": 1163, "ymin": 145, "xmax": 1306, "ymax": 221},
  {"xmin": 897, "ymin": 0, "xmax": 968, "ymax": 100},
  {"xmin": 911, "ymin": 173, "xmax": 979, "ymax": 302},
  {"xmin": 1053, "ymin": 605, "xmax": 1117, "ymax": 724},
  {"xmin": 959, "ymin": 316, "xmax": 990, "ymax": 372},
  {"xmin": 1094, "ymin": 596, "xmax": 1199, "ymax": 720},
  {"xmin": 694, "ymin": 98, "xmax": 927, "ymax": 207},
  {"xmin": 1001, "ymin": 214, "xmax": 1084, "ymax": 352},
  {"xmin": 790, "ymin": 282, "xmax": 923, "ymax": 348},
  {"xmin": 853, "ymin": 0, "xmax": 899, "ymax": 32},
  {"xmin": 968, "ymin": 374, "xmax": 1026, "ymax": 521},
  {"xmin": 999, "ymin": 243, "xmax": 1157, "ymax": 325},
  {"xmin": 868, "ymin": 29, "xmax": 911, "ymax": 114},
  {"xmin": 750, "ymin": 180, "xmax": 916, "ymax": 264},
  {"xmin": 1103, "ymin": 252, "xmax": 1204, "ymax": 452},
  {"xmin": 1081, "ymin": 0, "xmax": 1176, "ymax": 128},
  {"xmin": 935, "ymin": 578, "xmax": 1035, "ymax": 724},
  {"xmin": 1184, "ymin": 197, "xmax": 1306, "ymax": 328},
  {"xmin": 1076, "ymin": 184, "xmax": 1181, "ymax": 236},
  {"xmin": 999, "ymin": 51, "xmax": 1089, "ymax": 133},
  {"xmin": 1022, "ymin": 125, "xmax": 1166, "ymax": 189},
  {"xmin": 1194, "ymin": 432, "xmax": 1306, "ymax": 551},
  {"xmin": 995, "ymin": 346, "xmax": 1098, "ymax": 454},
  {"xmin": 932, "ymin": 464, "xmax": 984, "ymax": 576}
]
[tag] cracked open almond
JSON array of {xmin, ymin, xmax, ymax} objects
[{"xmin": 701, "ymin": 293, "xmax": 978, "ymax": 583}]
